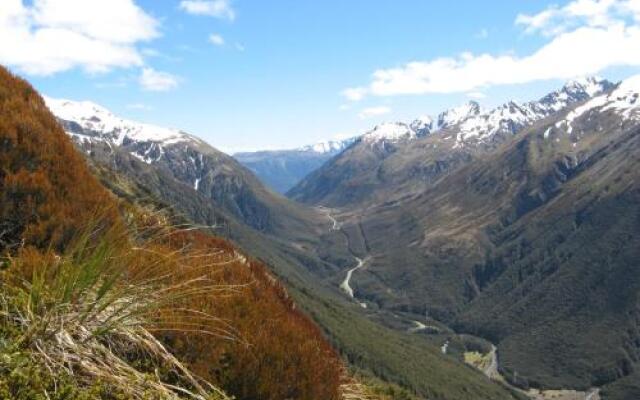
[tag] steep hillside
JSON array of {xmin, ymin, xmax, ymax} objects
[
  {"xmin": 288, "ymin": 78, "xmax": 614, "ymax": 207},
  {"xmin": 320, "ymin": 76, "xmax": 640, "ymax": 396},
  {"xmin": 0, "ymin": 70, "xmax": 118, "ymax": 252},
  {"xmin": 234, "ymin": 138, "xmax": 355, "ymax": 193},
  {"xmin": 0, "ymin": 65, "xmax": 344, "ymax": 400},
  {"xmin": 46, "ymin": 96, "xmax": 320, "ymax": 237}
]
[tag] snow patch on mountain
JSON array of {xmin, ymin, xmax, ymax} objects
[
  {"xmin": 44, "ymin": 96, "xmax": 210, "ymax": 165},
  {"xmin": 435, "ymin": 101, "xmax": 482, "ymax": 131},
  {"xmin": 557, "ymin": 75, "xmax": 640, "ymax": 133},
  {"xmin": 362, "ymin": 122, "xmax": 416, "ymax": 144},
  {"xmin": 299, "ymin": 138, "xmax": 356, "ymax": 154},
  {"xmin": 410, "ymin": 116, "xmax": 434, "ymax": 135},
  {"xmin": 451, "ymin": 77, "xmax": 614, "ymax": 146},
  {"xmin": 44, "ymin": 96, "xmax": 199, "ymax": 147},
  {"xmin": 564, "ymin": 76, "xmax": 609, "ymax": 98}
]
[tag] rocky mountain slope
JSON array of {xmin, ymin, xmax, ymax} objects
[
  {"xmin": 288, "ymin": 77, "xmax": 614, "ymax": 207},
  {"xmin": 294, "ymin": 76, "xmax": 640, "ymax": 398},
  {"xmin": 233, "ymin": 137, "xmax": 355, "ymax": 193},
  {"xmin": 45, "ymin": 96, "xmax": 321, "ymax": 236}
]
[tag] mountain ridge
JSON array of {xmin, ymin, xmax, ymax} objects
[
  {"xmin": 233, "ymin": 77, "xmax": 613, "ymax": 196},
  {"xmin": 285, "ymin": 73, "xmax": 640, "ymax": 397},
  {"xmin": 287, "ymin": 76, "xmax": 615, "ymax": 207}
]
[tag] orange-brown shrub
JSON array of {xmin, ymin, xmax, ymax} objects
[
  {"xmin": 0, "ymin": 66, "xmax": 117, "ymax": 252},
  {"xmin": 154, "ymin": 230, "xmax": 343, "ymax": 400},
  {"xmin": 0, "ymin": 65, "xmax": 343, "ymax": 400}
]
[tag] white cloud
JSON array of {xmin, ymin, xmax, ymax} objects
[
  {"xmin": 342, "ymin": 87, "xmax": 367, "ymax": 102},
  {"xmin": 467, "ymin": 91, "xmax": 486, "ymax": 99},
  {"xmin": 235, "ymin": 43, "xmax": 245, "ymax": 52},
  {"xmin": 476, "ymin": 28, "xmax": 489, "ymax": 39},
  {"xmin": 358, "ymin": 106, "xmax": 391, "ymax": 119},
  {"xmin": 127, "ymin": 103, "xmax": 153, "ymax": 110},
  {"xmin": 342, "ymin": 0, "xmax": 640, "ymax": 100},
  {"xmin": 515, "ymin": 0, "xmax": 624, "ymax": 36},
  {"xmin": 179, "ymin": 0, "xmax": 235, "ymax": 21},
  {"xmin": 515, "ymin": 6, "xmax": 564, "ymax": 36},
  {"xmin": 0, "ymin": 0, "xmax": 159, "ymax": 75},
  {"xmin": 139, "ymin": 68, "xmax": 179, "ymax": 91},
  {"xmin": 141, "ymin": 48, "xmax": 161, "ymax": 57},
  {"xmin": 209, "ymin": 33, "xmax": 225, "ymax": 46}
]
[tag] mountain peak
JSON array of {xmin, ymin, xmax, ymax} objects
[
  {"xmin": 362, "ymin": 122, "xmax": 415, "ymax": 144},
  {"xmin": 410, "ymin": 115, "xmax": 435, "ymax": 135},
  {"xmin": 299, "ymin": 138, "xmax": 356, "ymax": 154},
  {"xmin": 534, "ymin": 77, "xmax": 613, "ymax": 114},
  {"xmin": 562, "ymin": 76, "xmax": 612, "ymax": 97},
  {"xmin": 44, "ymin": 96, "xmax": 113, "ymax": 122},
  {"xmin": 556, "ymin": 74, "xmax": 640, "ymax": 134},
  {"xmin": 436, "ymin": 101, "xmax": 482, "ymax": 130},
  {"xmin": 44, "ymin": 96, "xmax": 197, "ymax": 148}
]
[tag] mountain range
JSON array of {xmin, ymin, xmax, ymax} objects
[
  {"xmin": 286, "ymin": 75, "xmax": 640, "ymax": 399},
  {"xmin": 288, "ymin": 77, "xmax": 615, "ymax": 206},
  {"xmin": 43, "ymin": 91, "xmax": 519, "ymax": 400},
  {"xmin": 40, "ymin": 74, "xmax": 640, "ymax": 400}
]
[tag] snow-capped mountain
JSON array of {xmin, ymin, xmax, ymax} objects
[
  {"xmin": 234, "ymin": 137, "xmax": 357, "ymax": 194},
  {"xmin": 435, "ymin": 101, "xmax": 483, "ymax": 131},
  {"xmin": 409, "ymin": 115, "xmax": 434, "ymax": 135},
  {"xmin": 44, "ymin": 96, "xmax": 206, "ymax": 164},
  {"xmin": 242, "ymin": 77, "xmax": 611, "ymax": 185},
  {"xmin": 450, "ymin": 77, "xmax": 615, "ymax": 146},
  {"xmin": 556, "ymin": 75, "xmax": 640, "ymax": 134},
  {"xmin": 360, "ymin": 102, "xmax": 482, "ymax": 147},
  {"xmin": 298, "ymin": 137, "xmax": 356, "ymax": 154},
  {"xmin": 44, "ymin": 96, "xmax": 288, "ymax": 232},
  {"xmin": 288, "ymin": 76, "xmax": 617, "ymax": 206},
  {"xmin": 357, "ymin": 77, "xmax": 614, "ymax": 149},
  {"xmin": 361, "ymin": 122, "xmax": 417, "ymax": 144}
]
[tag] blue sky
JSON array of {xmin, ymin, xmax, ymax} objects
[{"xmin": 2, "ymin": 0, "xmax": 640, "ymax": 152}]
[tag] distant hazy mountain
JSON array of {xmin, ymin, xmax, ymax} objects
[{"xmin": 233, "ymin": 138, "xmax": 355, "ymax": 193}]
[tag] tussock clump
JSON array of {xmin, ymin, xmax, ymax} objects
[{"xmin": 0, "ymin": 220, "xmax": 231, "ymax": 400}]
